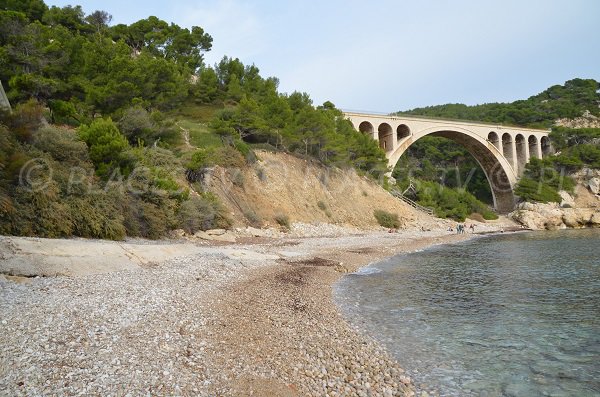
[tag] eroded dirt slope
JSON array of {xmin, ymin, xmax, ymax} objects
[{"xmin": 204, "ymin": 151, "xmax": 437, "ymax": 230}]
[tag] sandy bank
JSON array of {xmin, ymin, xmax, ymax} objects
[{"xmin": 0, "ymin": 221, "xmax": 513, "ymax": 396}]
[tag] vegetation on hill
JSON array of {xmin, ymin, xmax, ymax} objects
[
  {"xmin": 396, "ymin": 78, "xmax": 600, "ymax": 128},
  {"xmin": 0, "ymin": 0, "xmax": 388, "ymax": 239},
  {"xmin": 1, "ymin": 1, "xmax": 597, "ymax": 234},
  {"xmin": 392, "ymin": 79, "xmax": 600, "ymax": 212}
]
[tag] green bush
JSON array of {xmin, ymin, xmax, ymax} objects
[
  {"xmin": 33, "ymin": 126, "xmax": 90, "ymax": 165},
  {"xmin": 243, "ymin": 209, "xmax": 261, "ymax": 226},
  {"xmin": 177, "ymin": 196, "xmax": 213, "ymax": 234},
  {"xmin": 274, "ymin": 213, "xmax": 290, "ymax": 229},
  {"xmin": 317, "ymin": 200, "xmax": 327, "ymax": 210},
  {"xmin": 406, "ymin": 180, "xmax": 497, "ymax": 222},
  {"xmin": 256, "ymin": 167, "xmax": 266, "ymax": 181},
  {"xmin": 187, "ymin": 145, "xmax": 246, "ymax": 170},
  {"xmin": 230, "ymin": 169, "xmax": 245, "ymax": 187},
  {"xmin": 514, "ymin": 177, "xmax": 561, "ymax": 203},
  {"xmin": 118, "ymin": 106, "xmax": 181, "ymax": 147},
  {"xmin": 78, "ymin": 118, "xmax": 131, "ymax": 179},
  {"xmin": 374, "ymin": 209, "xmax": 400, "ymax": 228},
  {"xmin": 66, "ymin": 194, "xmax": 126, "ymax": 240}
]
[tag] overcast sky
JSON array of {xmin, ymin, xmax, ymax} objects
[{"xmin": 46, "ymin": 0, "xmax": 600, "ymax": 113}]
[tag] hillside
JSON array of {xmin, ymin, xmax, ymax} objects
[
  {"xmin": 396, "ymin": 78, "xmax": 600, "ymax": 128},
  {"xmin": 203, "ymin": 150, "xmax": 439, "ymax": 230},
  {"xmin": 0, "ymin": 1, "xmax": 395, "ymax": 240}
]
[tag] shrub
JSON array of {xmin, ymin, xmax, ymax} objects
[
  {"xmin": 177, "ymin": 194, "xmax": 231, "ymax": 234},
  {"xmin": 407, "ymin": 179, "xmax": 498, "ymax": 221},
  {"xmin": 469, "ymin": 213, "xmax": 486, "ymax": 222},
  {"xmin": 118, "ymin": 106, "xmax": 181, "ymax": 147},
  {"xmin": 514, "ymin": 177, "xmax": 561, "ymax": 203},
  {"xmin": 374, "ymin": 209, "xmax": 400, "ymax": 228},
  {"xmin": 2, "ymin": 99, "xmax": 45, "ymax": 143},
  {"xmin": 243, "ymin": 209, "xmax": 261, "ymax": 226},
  {"xmin": 274, "ymin": 213, "xmax": 290, "ymax": 229},
  {"xmin": 33, "ymin": 126, "xmax": 90, "ymax": 165},
  {"xmin": 66, "ymin": 194, "xmax": 126, "ymax": 240},
  {"xmin": 230, "ymin": 169, "xmax": 245, "ymax": 187},
  {"xmin": 118, "ymin": 105, "xmax": 155, "ymax": 144},
  {"xmin": 78, "ymin": 118, "xmax": 130, "ymax": 179},
  {"xmin": 256, "ymin": 167, "xmax": 266, "ymax": 181},
  {"xmin": 187, "ymin": 146, "xmax": 246, "ymax": 170},
  {"xmin": 317, "ymin": 200, "xmax": 327, "ymax": 210}
]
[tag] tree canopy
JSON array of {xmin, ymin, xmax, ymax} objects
[{"xmin": 396, "ymin": 78, "xmax": 600, "ymax": 128}]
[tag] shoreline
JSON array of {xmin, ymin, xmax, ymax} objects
[{"xmin": 0, "ymin": 223, "xmax": 512, "ymax": 396}]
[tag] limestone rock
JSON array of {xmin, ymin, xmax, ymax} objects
[
  {"xmin": 242, "ymin": 226, "xmax": 276, "ymax": 238},
  {"xmin": 171, "ymin": 229, "xmax": 186, "ymax": 238},
  {"xmin": 511, "ymin": 210, "xmax": 544, "ymax": 230},
  {"xmin": 561, "ymin": 209, "xmax": 593, "ymax": 228},
  {"xmin": 590, "ymin": 211, "xmax": 600, "ymax": 227},
  {"xmin": 193, "ymin": 230, "xmax": 236, "ymax": 243},
  {"xmin": 587, "ymin": 177, "xmax": 600, "ymax": 195},
  {"xmin": 555, "ymin": 110, "xmax": 600, "ymax": 129},
  {"xmin": 206, "ymin": 229, "xmax": 227, "ymax": 236},
  {"xmin": 511, "ymin": 202, "xmax": 564, "ymax": 230},
  {"xmin": 559, "ymin": 191, "xmax": 575, "ymax": 208}
]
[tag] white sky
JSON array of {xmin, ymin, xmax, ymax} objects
[{"xmin": 46, "ymin": 0, "xmax": 600, "ymax": 113}]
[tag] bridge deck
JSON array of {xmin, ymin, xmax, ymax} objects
[{"xmin": 342, "ymin": 111, "xmax": 550, "ymax": 133}]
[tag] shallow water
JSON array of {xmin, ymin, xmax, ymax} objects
[{"xmin": 335, "ymin": 229, "xmax": 600, "ymax": 396}]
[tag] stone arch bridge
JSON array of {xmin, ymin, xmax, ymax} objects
[{"xmin": 344, "ymin": 112, "xmax": 551, "ymax": 213}]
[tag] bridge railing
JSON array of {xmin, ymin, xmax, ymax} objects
[{"xmin": 390, "ymin": 190, "xmax": 435, "ymax": 216}]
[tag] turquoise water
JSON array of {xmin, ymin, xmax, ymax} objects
[{"xmin": 335, "ymin": 229, "xmax": 600, "ymax": 396}]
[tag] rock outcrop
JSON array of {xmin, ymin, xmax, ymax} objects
[
  {"xmin": 511, "ymin": 166, "xmax": 600, "ymax": 230},
  {"xmin": 555, "ymin": 110, "xmax": 600, "ymax": 129},
  {"xmin": 510, "ymin": 202, "xmax": 600, "ymax": 230}
]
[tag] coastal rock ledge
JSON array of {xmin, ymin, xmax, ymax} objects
[{"xmin": 510, "ymin": 202, "xmax": 600, "ymax": 230}]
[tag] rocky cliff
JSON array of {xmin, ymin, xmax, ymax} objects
[
  {"xmin": 555, "ymin": 110, "xmax": 600, "ymax": 129},
  {"xmin": 510, "ymin": 168, "xmax": 600, "ymax": 230}
]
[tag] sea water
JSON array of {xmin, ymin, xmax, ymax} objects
[{"xmin": 335, "ymin": 229, "xmax": 600, "ymax": 396}]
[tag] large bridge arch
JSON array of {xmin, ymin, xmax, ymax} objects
[
  {"xmin": 343, "ymin": 112, "xmax": 550, "ymax": 213},
  {"xmin": 387, "ymin": 125, "xmax": 518, "ymax": 213}
]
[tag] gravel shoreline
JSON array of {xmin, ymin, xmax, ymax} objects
[{"xmin": 0, "ymin": 223, "xmax": 511, "ymax": 396}]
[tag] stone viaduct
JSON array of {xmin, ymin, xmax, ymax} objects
[{"xmin": 344, "ymin": 112, "xmax": 551, "ymax": 213}]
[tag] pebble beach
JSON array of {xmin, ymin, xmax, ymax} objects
[{"xmin": 0, "ymin": 222, "xmax": 511, "ymax": 396}]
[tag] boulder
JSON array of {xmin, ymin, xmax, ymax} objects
[
  {"xmin": 561, "ymin": 209, "xmax": 591, "ymax": 228},
  {"xmin": 205, "ymin": 228, "xmax": 227, "ymax": 236},
  {"xmin": 559, "ymin": 191, "xmax": 575, "ymax": 208},
  {"xmin": 243, "ymin": 226, "xmax": 274, "ymax": 238},
  {"xmin": 590, "ymin": 211, "xmax": 600, "ymax": 227},
  {"xmin": 193, "ymin": 230, "xmax": 236, "ymax": 242},
  {"xmin": 209, "ymin": 232, "xmax": 237, "ymax": 242},
  {"xmin": 511, "ymin": 202, "xmax": 565, "ymax": 230},
  {"xmin": 511, "ymin": 210, "xmax": 545, "ymax": 230},
  {"xmin": 170, "ymin": 229, "xmax": 186, "ymax": 238},
  {"xmin": 587, "ymin": 177, "xmax": 600, "ymax": 195}
]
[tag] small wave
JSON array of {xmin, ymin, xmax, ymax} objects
[{"xmin": 353, "ymin": 267, "xmax": 382, "ymax": 275}]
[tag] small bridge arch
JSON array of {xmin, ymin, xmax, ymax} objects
[{"xmin": 344, "ymin": 112, "xmax": 550, "ymax": 213}]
